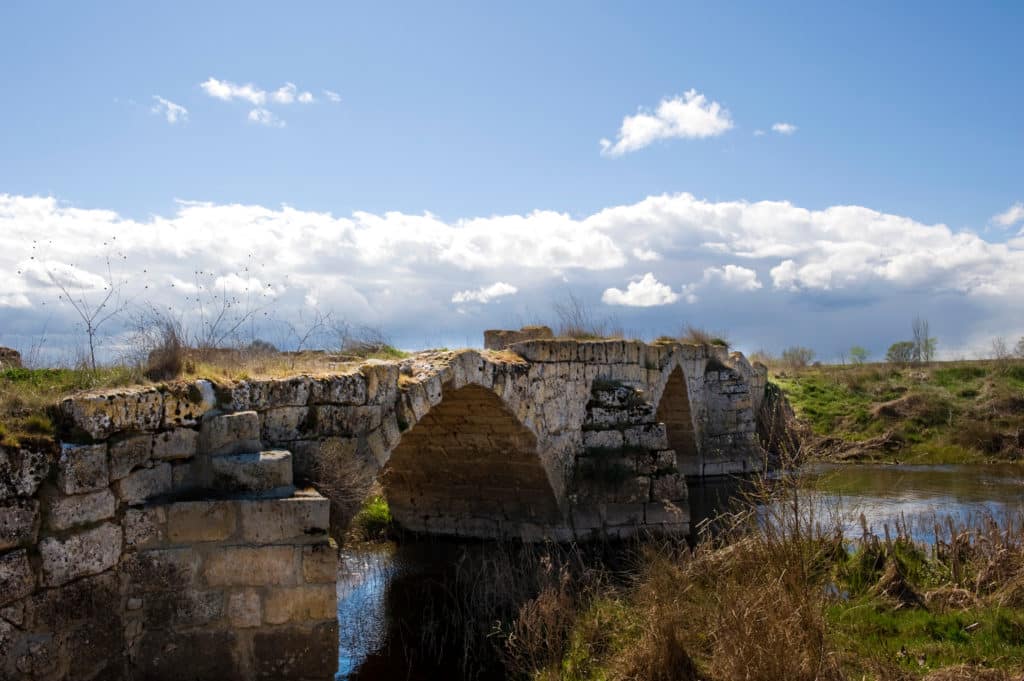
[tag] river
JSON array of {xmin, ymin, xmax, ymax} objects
[{"xmin": 335, "ymin": 463, "xmax": 1024, "ymax": 680}]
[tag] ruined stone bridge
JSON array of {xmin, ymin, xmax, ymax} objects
[{"xmin": 1, "ymin": 336, "xmax": 772, "ymax": 679}]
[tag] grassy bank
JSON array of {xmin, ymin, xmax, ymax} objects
[
  {"xmin": 772, "ymin": 360, "xmax": 1024, "ymax": 464},
  {"xmin": 500, "ymin": 485, "xmax": 1024, "ymax": 681}
]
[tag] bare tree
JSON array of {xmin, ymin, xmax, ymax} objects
[
  {"xmin": 912, "ymin": 316, "xmax": 936, "ymax": 363},
  {"xmin": 49, "ymin": 255, "xmax": 129, "ymax": 370},
  {"xmin": 1015, "ymin": 337, "xmax": 1024, "ymax": 360},
  {"xmin": 991, "ymin": 337, "xmax": 1011, "ymax": 361}
]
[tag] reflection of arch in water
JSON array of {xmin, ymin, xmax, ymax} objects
[
  {"xmin": 654, "ymin": 366, "xmax": 700, "ymax": 476},
  {"xmin": 382, "ymin": 384, "xmax": 561, "ymax": 538}
]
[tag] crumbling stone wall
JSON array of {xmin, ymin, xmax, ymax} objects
[
  {"xmin": 482, "ymin": 325, "xmax": 554, "ymax": 350},
  {"xmin": 0, "ymin": 347, "xmax": 22, "ymax": 370}
]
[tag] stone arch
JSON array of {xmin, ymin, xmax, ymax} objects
[
  {"xmin": 654, "ymin": 366, "xmax": 700, "ymax": 476},
  {"xmin": 381, "ymin": 383, "xmax": 562, "ymax": 538}
]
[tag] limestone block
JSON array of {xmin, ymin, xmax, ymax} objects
[
  {"xmin": 122, "ymin": 547, "xmax": 199, "ymax": 592},
  {"xmin": 115, "ymin": 463, "xmax": 172, "ymax": 505},
  {"xmin": 142, "ymin": 589, "xmax": 224, "ymax": 628},
  {"xmin": 582, "ymin": 429, "xmax": 624, "ymax": 450},
  {"xmin": 60, "ymin": 388, "xmax": 163, "ymax": 439},
  {"xmin": 133, "ymin": 630, "xmax": 242, "ymax": 681},
  {"xmin": 253, "ymin": 621, "xmax": 337, "ymax": 680},
  {"xmin": 210, "ymin": 450, "xmax": 293, "ymax": 495},
  {"xmin": 39, "ymin": 522, "xmax": 122, "ymax": 587},
  {"xmin": 261, "ymin": 406, "xmax": 309, "ymax": 441},
  {"xmin": 152, "ymin": 427, "xmax": 199, "ymax": 461},
  {"xmin": 237, "ymin": 493, "xmax": 329, "ymax": 544},
  {"xmin": 263, "ymin": 584, "xmax": 336, "ymax": 624},
  {"xmin": 46, "ymin": 489, "xmax": 115, "ymax": 531},
  {"xmin": 0, "ymin": 498, "xmax": 39, "ymax": 550},
  {"xmin": 163, "ymin": 379, "xmax": 217, "ymax": 427},
  {"xmin": 200, "ymin": 411, "xmax": 261, "ymax": 455},
  {"xmin": 309, "ymin": 372, "xmax": 367, "ymax": 405},
  {"xmin": 302, "ymin": 542, "xmax": 337, "ymax": 583},
  {"xmin": 124, "ymin": 506, "xmax": 166, "ymax": 548},
  {"xmin": 0, "ymin": 447, "xmax": 50, "ymax": 500},
  {"xmin": 167, "ymin": 500, "xmax": 237, "ymax": 542},
  {"xmin": 203, "ymin": 545, "xmax": 296, "ymax": 587},
  {"xmin": 57, "ymin": 443, "xmax": 109, "ymax": 494},
  {"xmin": 622, "ymin": 423, "xmax": 669, "ymax": 450},
  {"xmin": 227, "ymin": 589, "xmax": 261, "ymax": 628},
  {"xmin": 109, "ymin": 434, "xmax": 152, "ymax": 480},
  {"xmin": 314, "ymin": 405, "xmax": 383, "ymax": 437},
  {"xmin": 652, "ymin": 473, "xmax": 687, "ymax": 501},
  {"xmin": 601, "ymin": 502, "xmax": 644, "ymax": 527},
  {"xmin": 171, "ymin": 459, "xmax": 202, "ymax": 493},
  {"xmin": 361, "ymin": 361, "xmax": 399, "ymax": 406},
  {"xmin": 381, "ymin": 413, "xmax": 402, "ymax": 450},
  {"xmin": 0, "ymin": 549, "xmax": 34, "ymax": 606},
  {"xmin": 644, "ymin": 501, "xmax": 689, "ymax": 527}
]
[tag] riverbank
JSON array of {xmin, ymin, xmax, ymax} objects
[{"xmin": 772, "ymin": 360, "xmax": 1024, "ymax": 464}]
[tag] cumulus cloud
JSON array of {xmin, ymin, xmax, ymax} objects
[
  {"xmin": 602, "ymin": 273, "xmax": 680, "ymax": 307},
  {"xmin": 201, "ymin": 77, "xmax": 266, "ymax": 105},
  {"xmin": 451, "ymin": 282, "xmax": 518, "ymax": 304},
  {"xmin": 771, "ymin": 122, "xmax": 798, "ymax": 135},
  {"xmin": 323, "ymin": 90, "xmax": 342, "ymax": 103},
  {"xmin": 150, "ymin": 96, "xmax": 188, "ymax": 124},
  {"xmin": 993, "ymin": 202, "xmax": 1024, "ymax": 228},
  {"xmin": 2, "ymin": 192, "xmax": 1023, "ymax": 358},
  {"xmin": 271, "ymin": 82, "xmax": 315, "ymax": 105},
  {"xmin": 600, "ymin": 89, "xmax": 733, "ymax": 157}
]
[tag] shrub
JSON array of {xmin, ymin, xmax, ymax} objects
[
  {"xmin": 887, "ymin": 341, "xmax": 915, "ymax": 364},
  {"xmin": 782, "ymin": 346, "xmax": 815, "ymax": 370}
]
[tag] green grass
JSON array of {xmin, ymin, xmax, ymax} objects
[
  {"xmin": 350, "ymin": 494, "xmax": 393, "ymax": 540},
  {"xmin": 774, "ymin": 360, "xmax": 1024, "ymax": 464}
]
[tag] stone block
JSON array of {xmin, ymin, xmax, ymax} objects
[
  {"xmin": 310, "ymin": 372, "xmax": 367, "ymax": 405},
  {"xmin": 261, "ymin": 406, "xmax": 309, "ymax": 441},
  {"xmin": 162, "ymin": 379, "xmax": 216, "ymax": 427},
  {"xmin": 622, "ymin": 423, "xmax": 669, "ymax": 450},
  {"xmin": 0, "ymin": 446, "xmax": 50, "ymax": 500},
  {"xmin": 60, "ymin": 388, "xmax": 163, "ymax": 440},
  {"xmin": 302, "ymin": 542, "xmax": 337, "ymax": 583},
  {"xmin": 582, "ymin": 429, "xmax": 623, "ymax": 449},
  {"xmin": 122, "ymin": 547, "xmax": 198, "ymax": 591},
  {"xmin": 200, "ymin": 410, "xmax": 261, "ymax": 455},
  {"xmin": 237, "ymin": 493, "xmax": 329, "ymax": 544},
  {"xmin": 0, "ymin": 498, "xmax": 39, "ymax": 550},
  {"xmin": 360, "ymin": 361, "xmax": 399, "ymax": 406},
  {"xmin": 263, "ymin": 585, "xmax": 336, "ymax": 624},
  {"xmin": 124, "ymin": 506, "xmax": 166, "ymax": 548},
  {"xmin": 46, "ymin": 489, "xmax": 115, "ymax": 531},
  {"xmin": 652, "ymin": 473, "xmax": 687, "ymax": 501},
  {"xmin": 115, "ymin": 463, "xmax": 172, "ymax": 505},
  {"xmin": 227, "ymin": 589, "xmax": 262, "ymax": 628},
  {"xmin": 210, "ymin": 450, "xmax": 293, "ymax": 495},
  {"xmin": 143, "ymin": 589, "xmax": 224, "ymax": 628},
  {"xmin": 0, "ymin": 549, "xmax": 34, "ymax": 606},
  {"xmin": 56, "ymin": 443, "xmax": 109, "ymax": 495},
  {"xmin": 152, "ymin": 427, "xmax": 198, "ymax": 461},
  {"xmin": 253, "ymin": 621, "xmax": 338, "ymax": 680},
  {"xmin": 109, "ymin": 434, "xmax": 152, "ymax": 480},
  {"xmin": 39, "ymin": 522, "xmax": 122, "ymax": 587},
  {"xmin": 243, "ymin": 377, "xmax": 312, "ymax": 410},
  {"xmin": 203, "ymin": 545, "xmax": 296, "ymax": 587},
  {"xmin": 167, "ymin": 500, "xmax": 237, "ymax": 543},
  {"xmin": 133, "ymin": 630, "xmax": 243, "ymax": 681},
  {"xmin": 313, "ymin": 405, "xmax": 382, "ymax": 437}
]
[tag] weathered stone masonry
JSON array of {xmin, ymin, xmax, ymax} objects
[{"xmin": 1, "ymin": 337, "xmax": 769, "ymax": 680}]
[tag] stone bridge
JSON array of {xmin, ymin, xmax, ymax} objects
[{"xmin": 0, "ymin": 337, "xmax": 771, "ymax": 680}]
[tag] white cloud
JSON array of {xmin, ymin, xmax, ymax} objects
[
  {"xmin": 3, "ymin": 192, "xmax": 1024, "ymax": 358},
  {"xmin": 993, "ymin": 202, "xmax": 1024, "ymax": 228},
  {"xmin": 271, "ymin": 83, "xmax": 297, "ymax": 104},
  {"xmin": 753, "ymin": 129, "xmax": 766, "ymax": 137},
  {"xmin": 771, "ymin": 122, "xmax": 798, "ymax": 135},
  {"xmin": 600, "ymin": 89, "xmax": 733, "ymax": 157},
  {"xmin": 632, "ymin": 247, "xmax": 661, "ymax": 261},
  {"xmin": 151, "ymin": 96, "xmax": 188, "ymax": 124},
  {"xmin": 703, "ymin": 264, "xmax": 762, "ymax": 291},
  {"xmin": 248, "ymin": 108, "xmax": 286, "ymax": 128},
  {"xmin": 451, "ymin": 281, "xmax": 518, "ymax": 304},
  {"xmin": 323, "ymin": 90, "xmax": 342, "ymax": 103},
  {"xmin": 201, "ymin": 77, "xmax": 266, "ymax": 105},
  {"xmin": 298, "ymin": 91, "xmax": 315, "ymax": 104},
  {"xmin": 602, "ymin": 273, "xmax": 680, "ymax": 307}
]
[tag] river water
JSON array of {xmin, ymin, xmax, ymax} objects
[{"xmin": 335, "ymin": 463, "xmax": 1024, "ymax": 680}]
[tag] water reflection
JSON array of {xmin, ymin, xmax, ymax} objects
[{"xmin": 337, "ymin": 462, "xmax": 1024, "ymax": 679}]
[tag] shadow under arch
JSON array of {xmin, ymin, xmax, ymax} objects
[
  {"xmin": 381, "ymin": 383, "xmax": 562, "ymax": 538},
  {"xmin": 654, "ymin": 365, "xmax": 700, "ymax": 476}
]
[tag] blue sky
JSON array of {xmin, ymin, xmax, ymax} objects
[{"xmin": 2, "ymin": 1, "xmax": 1023, "ymax": 361}]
